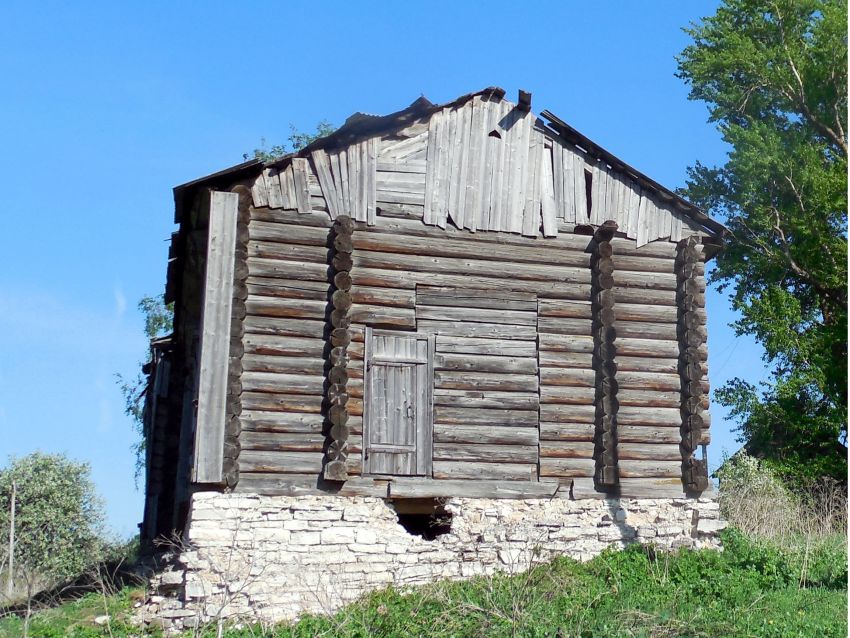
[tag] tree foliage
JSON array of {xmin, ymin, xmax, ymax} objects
[
  {"xmin": 0, "ymin": 453, "xmax": 106, "ymax": 589},
  {"xmin": 244, "ymin": 120, "xmax": 336, "ymax": 162},
  {"xmin": 116, "ymin": 295, "xmax": 173, "ymax": 481},
  {"xmin": 677, "ymin": 0, "xmax": 847, "ymax": 481}
]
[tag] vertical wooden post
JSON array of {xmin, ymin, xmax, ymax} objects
[
  {"xmin": 592, "ymin": 221, "xmax": 620, "ymax": 490},
  {"xmin": 193, "ymin": 190, "xmax": 239, "ymax": 484},
  {"xmin": 325, "ymin": 215, "xmax": 355, "ymax": 481},
  {"xmin": 6, "ymin": 480, "xmax": 15, "ymax": 598},
  {"xmin": 677, "ymin": 236, "xmax": 709, "ymax": 492}
]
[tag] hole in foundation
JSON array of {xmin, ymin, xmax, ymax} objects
[{"xmin": 391, "ymin": 498, "xmax": 453, "ymax": 540}]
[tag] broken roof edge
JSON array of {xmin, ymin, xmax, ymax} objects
[{"xmin": 172, "ymin": 86, "xmax": 726, "ymax": 239}]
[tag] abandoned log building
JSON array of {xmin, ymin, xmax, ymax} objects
[{"xmin": 141, "ymin": 87, "xmax": 727, "ymax": 622}]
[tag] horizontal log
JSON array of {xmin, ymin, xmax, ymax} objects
[
  {"xmin": 417, "ymin": 305, "xmax": 537, "ymax": 326},
  {"xmin": 618, "ymin": 371, "xmax": 682, "ymax": 391},
  {"xmin": 348, "ymin": 304, "xmax": 416, "ymax": 329},
  {"xmin": 618, "ymin": 389, "xmax": 682, "ymax": 408},
  {"xmin": 434, "ymin": 352, "xmax": 538, "ymax": 374},
  {"xmin": 239, "ymin": 450, "xmax": 324, "ymax": 474},
  {"xmin": 614, "ymin": 338, "xmax": 680, "ymax": 358},
  {"xmin": 248, "ymin": 257, "xmax": 329, "ymax": 282},
  {"xmin": 539, "ymin": 385, "xmax": 596, "ymax": 405},
  {"xmin": 246, "ymin": 297, "xmax": 328, "ymax": 320},
  {"xmin": 538, "ymin": 350, "xmax": 593, "ymax": 368},
  {"xmin": 539, "ymin": 422, "xmax": 595, "ymax": 442},
  {"xmin": 417, "ymin": 286, "xmax": 538, "ymax": 312},
  {"xmin": 247, "ymin": 239, "xmax": 329, "ymax": 263},
  {"xmin": 352, "ymin": 231, "xmax": 590, "ymax": 269},
  {"xmin": 242, "ymin": 372, "xmax": 326, "ymax": 395},
  {"xmin": 614, "ymin": 303, "xmax": 679, "ymax": 323},
  {"xmin": 614, "ymin": 321, "xmax": 679, "ymax": 341},
  {"xmin": 615, "ymin": 356, "xmax": 684, "ymax": 374},
  {"xmin": 537, "ymin": 299, "xmax": 592, "ymax": 319},
  {"xmin": 541, "ymin": 404, "xmax": 596, "ymax": 422},
  {"xmin": 242, "ymin": 354, "xmax": 325, "ymax": 375},
  {"xmin": 434, "ymin": 406, "xmax": 539, "ymax": 427},
  {"xmin": 537, "ymin": 317, "xmax": 593, "ymax": 336},
  {"xmin": 248, "ymin": 220, "xmax": 330, "ymax": 245},
  {"xmin": 241, "ymin": 431, "xmax": 327, "ymax": 453},
  {"xmin": 611, "ymin": 287, "xmax": 677, "ymax": 306},
  {"xmin": 436, "ymin": 335, "xmax": 537, "ymax": 357},
  {"xmin": 241, "ymin": 392, "xmax": 324, "ymax": 413},
  {"xmin": 435, "ymin": 371, "xmax": 538, "ymax": 392},
  {"xmin": 570, "ymin": 477, "xmax": 691, "ymax": 499},
  {"xmin": 613, "ymin": 270, "xmax": 678, "ymax": 291},
  {"xmin": 539, "ymin": 367, "xmax": 596, "ymax": 387},
  {"xmin": 240, "ymin": 411, "xmax": 326, "ymax": 433},
  {"xmin": 243, "ymin": 334, "xmax": 326, "ymax": 357},
  {"xmin": 538, "ymin": 334, "xmax": 594, "ymax": 353},
  {"xmin": 539, "ymin": 458, "xmax": 595, "ymax": 478},
  {"xmin": 539, "ymin": 441, "xmax": 595, "ymax": 458},
  {"xmin": 618, "ymin": 460, "xmax": 682, "ymax": 478},
  {"xmin": 351, "ymin": 286, "xmax": 415, "ymax": 308},
  {"xmin": 432, "ymin": 461, "xmax": 537, "ymax": 481},
  {"xmin": 246, "ymin": 277, "xmax": 330, "ymax": 301},
  {"xmin": 418, "ymin": 319, "xmax": 537, "ymax": 340},
  {"xmin": 617, "ymin": 443, "xmax": 682, "ymax": 461},
  {"xmin": 352, "ymin": 267, "xmax": 592, "ymax": 300},
  {"xmin": 610, "ymin": 254, "xmax": 675, "ymax": 273},
  {"xmin": 617, "ymin": 406, "xmax": 682, "ymax": 427},
  {"xmin": 433, "ymin": 424, "xmax": 539, "ymax": 446},
  {"xmin": 388, "ymin": 478, "xmax": 559, "ymax": 499},
  {"xmin": 233, "ymin": 473, "xmax": 324, "ymax": 496},
  {"xmin": 244, "ymin": 316, "xmax": 326, "ymax": 339},
  {"xmin": 433, "ymin": 390, "xmax": 539, "ymax": 410},
  {"xmin": 353, "ymin": 249, "xmax": 592, "ymax": 284}
]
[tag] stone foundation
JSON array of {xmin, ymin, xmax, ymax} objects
[{"xmin": 142, "ymin": 492, "xmax": 725, "ymax": 629}]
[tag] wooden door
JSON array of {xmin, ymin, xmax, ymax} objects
[{"xmin": 363, "ymin": 330, "xmax": 433, "ymax": 476}]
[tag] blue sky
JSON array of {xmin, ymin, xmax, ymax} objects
[{"xmin": 1, "ymin": 1, "xmax": 768, "ymax": 536}]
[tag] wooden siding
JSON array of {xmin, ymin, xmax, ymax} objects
[{"xmin": 249, "ymin": 95, "xmax": 709, "ymax": 247}]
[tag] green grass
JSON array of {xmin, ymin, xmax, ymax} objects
[{"xmin": 3, "ymin": 529, "xmax": 846, "ymax": 638}]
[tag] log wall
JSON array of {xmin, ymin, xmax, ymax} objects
[{"xmin": 224, "ymin": 207, "xmax": 712, "ymax": 498}]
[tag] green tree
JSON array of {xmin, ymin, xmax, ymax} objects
[
  {"xmin": 677, "ymin": 0, "xmax": 847, "ymax": 481},
  {"xmin": 243, "ymin": 120, "xmax": 335, "ymax": 162},
  {"xmin": 117, "ymin": 294, "xmax": 173, "ymax": 480},
  {"xmin": 0, "ymin": 453, "xmax": 106, "ymax": 600}
]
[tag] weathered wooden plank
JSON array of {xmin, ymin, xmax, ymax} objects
[
  {"xmin": 538, "ymin": 334, "xmax": 594, "ymax": 353},
  {"xmin": 537, "ymin": 299, "xmax": 592, "ymax": 319},
  {"xmin": 247, "ymin": 239, "xmax": 329, "ymax": 264},
  {"xmin": 247, "ymin": 257, "xmax": 329, "ymax": 282},
  {"xmin": 194, "ymin": 191, "xmax": 238, "ymax": 484},
  {"xmin": 433, "ymin": 460, "xmax": 536, "ymax": 481},
  {"xmin": 522, "ymin": 127, "xmax": 544, "ymax": 237},
  {"xmin": 348, "ymin": 304, "xmax": 416, "ymax": 329},
  {"xmin": 434, "ymin": 425, "xmax": 539, "ymax": 446},
  {"xmin": 540, "ymin": 404, "xmax": 596, "ymax": 422},
  {"xmin": 242, "ymin": 371, "xmax": 326, "ymax": 395},
  {"xmin": 539, "ymin": 422, "xmax": 595, "ymax": 441},
  {"xmin": 434, "ymin": 371, "xmax": 538, "ymax": 392},
  {"xmin": 311, "ymin": 149, "xmax": 340, "ymax": 219},
  {"xmin": 571, "ymin": 477, "xmax": 690, "ymax": 499},
  {"xmin": 539, "ymin": 458, "xmax": 595, "ymax": 478},
  {"xmin": 616, "ymin": 356, "xmax": 683, "ymax": 374},
  {"xmin": 351, "ymin": 286, "xmax": 415, "ymax": 308},
  {"xmin": 615, "ymin": 321, "xmax": 678, "ymax": 341},
  {"xmin": 539, "ymin": 441, "xmax": 595, "ymax": 458},
  {"xmin": 433, "ymin": 389, "xmax": 539, "ymax": 410},
  {"xmin": 613, "ymin": 287, "xmax": 678, "ymax": 306},
  {"xmin": 618, "ymin": 388, "xmax": 682, "ymax": 408},
  {"xmin": 239, "ymin": 450, "xmax": 324, "ymax": 474},
  {"xmin": 246, "ymin": 297, "xmax": 327, "ymax": 320},
  {"xmin": 613, "ymin": 270, "xmax": 678, "ymax": 291},
  {"xmin": 248, "ymin": 219, "xmax": 330, "ymax": 245},
  {"xmin": 240, "ymin": 410, "xmax": 338, "ymax": 433},
  {"xmin": 388, "ymin": 478, "xmax": 558, "ymax": 499},
  {"xmin": 265, "ymin": 168, "xmax": 285, "ymax": 209},
  {"xmin": 618, "ymin": 371, "xmax": 682, "ymax": 391},
  {"xmin": 434, "ymin": 406, "xmax": 539, "ymax": 426},
  {"xmin": 353, "ymin": 249, "xmax": 591, "ymax": 284},
  {"xmin": 614, "ymin": 303, "xmax": 678, "ymax": 323},
  {"xmin": 618, "ymin": 443, "xmax": 682, "ymax": 461},
  {"xmin": 251, "ymin": 171, "xmax": 269, "ymax": 208},
  {"xmin": 417, "ymin": 319, "xmax": 538, "ymax": 340},
  {"xmin": 417, "ymin": 286, "xmax": 540, "ymax": 311},
  {"xmin": 434, "ymin": 352, "xmax": 538, "ymax": 374},
  {"xmin": 242, "ymin": 354, "xmax": 325, "ymax": 375},
  {"xmin": 291, "ymin": 158, "xmax": 312, "ymax": 214},
  {"xmin": 233, "ymin": 473, "xmax": 324, "ymax": 496},
  {"xmin": 618, "ymin": 460, "xmax": 682, "ymax": 478},
  {"xmin": 539, "ymin": 367, "xmax": 596, "ymax": 387},
  {"xmin": 538, "ymin": 350, "xmax": 594, "ymax": 368},
  {"xmin": 435, "ymin": 335, "xmax": 536, "ymax": 357},
  {"xmin": 243, "ymin": 316, "xmax": 326, "ymax": 339},
  {"xmin": 241, "ymin": 431, "xmax": 328, "ymax": 453},
  {"xmin": 615, "ymin": 338, "xmax": 681, "ymax": 358},
  {"xmin": 539, "ymin": 385, "xmax": 596, "ymax": 405},
  {"xmin": 617, "ymin": 406, "xmax": 682, "ymax": 427},
  {"xmin": 537, "ymin": 317, "xmax": 594, "ymax": 336},
  {"xmin": 418, "ymin": 305, "xmax": 537, "ymax": 326}
]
